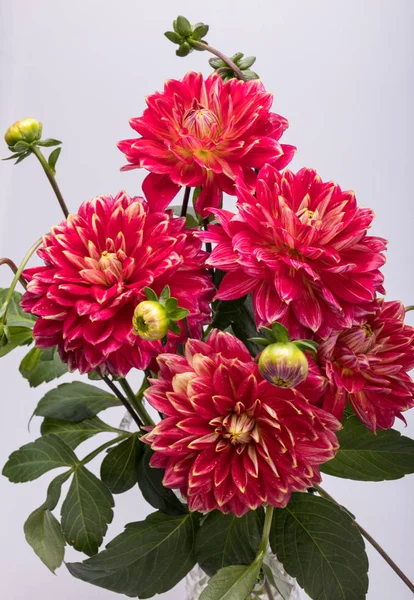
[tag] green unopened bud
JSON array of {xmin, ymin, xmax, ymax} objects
[
  {"xmin": 258, "ymin": 342, "xmax": 308, "ymax": 388},
  {"xmin": 4, "ymin": 118, "xmax": 43, "ymax": 149},
  {"xmin": 132, "ymin": 301, "xmax": 169, "ymax": 341}
]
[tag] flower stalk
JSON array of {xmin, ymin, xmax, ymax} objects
[
  {"xmin": 31, "ymin": 144, "xmax": 69, "ymax": 217},
  {"xmin": 119, "ymin": 377, "xmax": 155, "ymax": 426},
  {"xmin": 188, "ymin": 39, "xmax": 247, "ymax": 80},
  {"xmin": 0, "ymin": 258, "xmax": 27, "ymax": 289},
  {"xmin": 101, "ymin": 375, "xmax": 144, "ymax": 429}
]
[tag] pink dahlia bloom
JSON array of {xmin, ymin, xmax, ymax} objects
[
  {"xmin": 201, "ymin": 165, "xmax": 387, "ymax": 338},
  {"xmin": 118, "ymin": 72, "xmax": 295, "ymax": 217},
  {"xmin": 142, "ymin": 329, "xmax": 340, "ymax": 516},
  {"xmin": 319, "ymin": 300, "xmax": 414, "ymax": 432},
  {"xmin": 21, "ymin": 192, "xmax": 214, "ymax": 376}
]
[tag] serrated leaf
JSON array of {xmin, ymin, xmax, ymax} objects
[
  {"xmin": 24, "ymin": 508, "xmax": 65, "ymax": 573},
  {"xmin": 41, "ymin": 416, "xmax": 119, "ymax": 449},
  {"xmin": 67, "ymin": 511, "xmax": 198, "ymax": 597},
  {"xmin": 164, "ymin": 30, "xmax": 182, "ymax": 44},
  {"xmin": 321, "ymin": 414, "xmax": 414, "ymax": 481},
  {"xmin": 2, "ymin": 434, "xmax": 77, "ymax": 482},
  {"xmin": 270, "ymin": 493, "xmax": 368, "ymax": 600},
  {"xmin": 137, "ymin": 446, "xmax": 188, "ymax": 515},
  {"xmin": 42, "ymin": 471, "xmax": 73, "ymax": 510},
  {"xmin": 61, "ymin": 465, "xmax": 114, "ymax": 556},
  {"xmin": 36, "ymin": 138, "xmax": 62, "ymax": 147},
  {"xmin": 34, "ymin": 381, "xmax": 121, "ymax": 422},
  {"xmin": 101, "ymin": 435, "xmax": 142, "ymax": 494},
  {"xmin": 20, "ymin": 346, "xmax": 68, "ymax": 387},
  {"xmin": 200, "ymin": 563, "xmax": 261, "ymax": 600},
  {"xmin": 195, "ymin": 510, "xmax": 262, "ymax": 576},
  {"xmin": 0, "ymin": 288, "xmax": 36, "ymax": 326},
  {"xmin": 48, "ymin": 147, "xmax": 61, "ymax": 172}
]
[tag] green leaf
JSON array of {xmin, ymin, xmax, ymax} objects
[
  {"xmin": 0, "ymin": 288, "xmax": 36, "ymax": 326},
  {"xmin": 200, "ymin": 563, "xmax": 261, "ymax": 600},
  {"xmin": 238, "ymin": 56, "xmax": 256, "ymax": 69},
  {"xmin": 67, "ymin": 511, "xmax": 198, "ymax": 597},
  {"xmin": 34, "ymin": 381, "xmax": 121, "ymax": 422},
  {"xmin": 168, "ymin": 307, "xmax": 189, "ymax": 321},
  {"xmin": 144, "ymin": 286, "xmax": 158, "ymax": 301},
  {"xmin": 61, "ymin": 465, "xmax": 114, "ymax": 556},
  {"xmin": 48, "ymin": 147, "xmax": 61, "ymax": 172},
  {"xmin": 20, "ymin": 346, "xmax": 68, "ymax": 387},
  {"xmin": 41, "ymin": 416, "xmax": 119, "ymax": 449},
  {"xmin": 192, "ymin": 24, "xmax": 209, "ymax": 40},
  {"xmin": 137, "ymin": 446, "xmax": 188, "ymax": 515},
  {"xmin": 43, "ymin": 471, "xmax": 73, "ymax": 510},
  {"xmin": 101, "ymin": 435, "xmax": 142, "ymax": 494},
  {"xmin": 2, "ymin": 434, "xmax": 77, "ymax": 482},
  {"xmin": 0, "ymin": 326, "xmax": 33, "ymax": 357},
  {"xmin": 195, "ymin": 510, "xmax": 262, "ymax": 576},
  {"xmin": 24, "ymin": 508, "xmax": 65, "ymax": 573},
  {"xmin": 271, "ymin": 322, "xmax": 290, "ymax": 343},
  {"xmin": 36, "ymin": 138, "xmax": 62, "ymax": 147},
  {"xmin": 175, "ymin": 15, "xmax": 192, "ymax": 37},
  {"xmin": 270, "ymin": 493, "xmax": 368, "ymax": 600},
  {"xmin": 164, "ymin": 30, "xmax": 182, "ymax": 44},
  {"xmin": 241, "ymin": 70, "xmax": 260, "ymax": 80},
  {"xmin": 321, "ymin": 414, "xmax": 414, "ymax": 481}
]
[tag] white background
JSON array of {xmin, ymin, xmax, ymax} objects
[{"xmin": 0, "ymin": 1, "xmax": 413, "ymax": 599}]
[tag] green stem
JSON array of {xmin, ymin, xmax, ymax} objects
[
  {"xmin": 0, "ymin": 257, "xmax": 27, "ymax": 289},
  {"xmin": 0, "ymin": 237, "xmax": 43, "ymax": 321},
  {"xmin": 189, "ymin": 40, "xmax": 247, "ymax": 80},
  {"xmin": 80, "ymin": 435, "xmax": 129, "ymax": 466},
  {"xmin": 316, "ymin": 485, "xmax": 414, "ymax": 594},
  {"xmin": 31, "ymin": 145, "xmax": 70, "ymax": 218},
  {"xmin": 119, "ymin": 377, "xmax": 155, "ymax": 425},
  {"xmin": 258, "ymin": 505, "xmax": 274, "ymax": 559},
  {"xmin": 102, "ymin": 375, "xmax": 143, "ymax": 429}
]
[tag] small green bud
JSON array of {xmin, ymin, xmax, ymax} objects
[
  {"xmin": 132, "ymin": 301, "xmax": 169, "ymax": 341},
  {"xmin": 4, "ymin": 118, "xmax": 43, "ymax": 149},
  {"xmin": 258, "ymin": 342, "xmax": 308, "ymax": 388}
]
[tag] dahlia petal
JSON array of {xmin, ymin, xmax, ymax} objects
[
  {"xmin": 142, "ymin": 173, "xmax": 181, "ymax": 212},
  {"xmin": 215, "ymin": 271, "xmax": 258, "ymax": 300}
]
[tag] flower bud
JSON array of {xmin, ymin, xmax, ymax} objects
[
  {"xmin": 258, "ymin": 342, "xmax": 308, "ymax": 388},
  {"xmin": 4, "ymin": 118, "xmax": 43, "ymax": 148},
  {"xmin": 132, "ymin": 301, "xmax": 169, "ymax": 341}
]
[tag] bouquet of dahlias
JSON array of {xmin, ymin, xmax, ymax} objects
[{"xmin": 2, "ymin": 16, "xmax": 414, "ymax": 600}]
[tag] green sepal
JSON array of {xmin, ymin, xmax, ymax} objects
[
  {"xmin": 168, "ymin": 307, "xmax": 189, "ymax": 321},
  {"xmin": 144, "ymin": 286, "xmax": 158, "ymax": 302},
  {"xmin": 238, "ymin": 56, "xmax": 256, "ymax": 69},
  {"xmin": 230, "ymin": 52, "xmax": 245, "ymax": 63},
  {"xmin": 35, "ymin": 138, "xmax": 62, "ymax": 147},
  {"xmin": 175, "ymin": 15, "xmax": 192, "ymax": 37},
  {"xmin": 164, "ymin": 30, "xmax": 182, "ymax": 44},
  {"xmin": 293, "ymin": 339, "xmax": 318, "ymax": 353},
  {"xmin": 209, "ymin": 57, "xmax": 226, "ymax": 69},
  {"xmin": 271, "ymin": 322, "xmax": 290, "ymax": 343},
  {"xmin": 192, "ymin": 23, "xmax": 209, "ymax": 40},
  {"xmin": 241, "ymin": 69, "xmax": 260, "ymax": 80},
  {"xmin": 176, "ymin": 42, "xmax": 192, "ymax": 57},
  {"xmin": 168, "ymin": 320, "xmax": 181, "ymax": 335},
  {"xmin": 159, "ymin": 285, "xmax": 171, "ymax": 304},
  {"xmin": 247, "ymin": 337, "xmax": 272, "ymax": 347}
]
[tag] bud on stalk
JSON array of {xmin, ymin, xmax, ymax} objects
[
  {"xmin": 258, "ymin": 342, "xmax": 309, "ymax": 388},
  {"xmin": 4, "ymin": 118, "xmax": 42, "ymax": 149},
  {"xmin": 132, "ymin": 301, "xmax": 169, "ymax": 341}
]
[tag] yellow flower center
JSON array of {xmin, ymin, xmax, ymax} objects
[
  {"xmin": 222, "ymin": 413, "xmax": 255, "ymax": 445},
  {"xmin": 361, "ymin": 323, "xmax": 374, "ymax": 337}
]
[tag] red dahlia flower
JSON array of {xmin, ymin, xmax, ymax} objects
[
  {"xmin": 319, "ymin": 300, "xmax": 414, "ymax": 432},
  {"xmin": 21, "ymin": 192, "xmax": 214, "ymax": 376},
  {"xmin": 201, "ymin": 165, "xmax": 387, "ymax": 338},
  {"xmin": 118, "ymin": 72, "xmax": 295, "ymax": 217},
  {"xmin": 142, "ymin": 329, "xmax": 340, "ymax": 516}
]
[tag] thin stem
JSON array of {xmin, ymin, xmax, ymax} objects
[
  {"xmin": 31, "ymin": 145, "xmax": 70, "ymax": 218},
  {"xmin": 263, "ymin": 578, "xmax": 276, "ymax": 600},
  {"xmin": 316, "ymin": 485, "xmax": 414, "ymax": 594},
  {"xmin": 189, "ymin": 40, "xmax": 247, "ymax": 80},
  {"xmin": 180, "ymin": 186, "xmax": 191, "ymax": 218},
  {"xmin": 258, "ymin": 505, "xmax": 274, "ymax": 558},
  {"xmin": 102, "ymin": 375, "xmax": 143, "ymax": 429},
  {"xmin": 80, "ymin": 435, "xmax": 129, "ymax": 465},
  {"xmin": 0, "ymin": 258, "xmax": 27, "ymax": 289},
  {"xmin": 405, "ymin": 305, "xmax": 414, "ymax": 312},
  {"xmin": 0, "ymin": 237, "xmax": 43, "ymax": 321},
  {"xmin": 119, "ymin": 377, "xmax": 155, "ymax": 426},
  {"xmin": 203, "ymin": 218, "xmax": 212, "ymax": 254}
]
